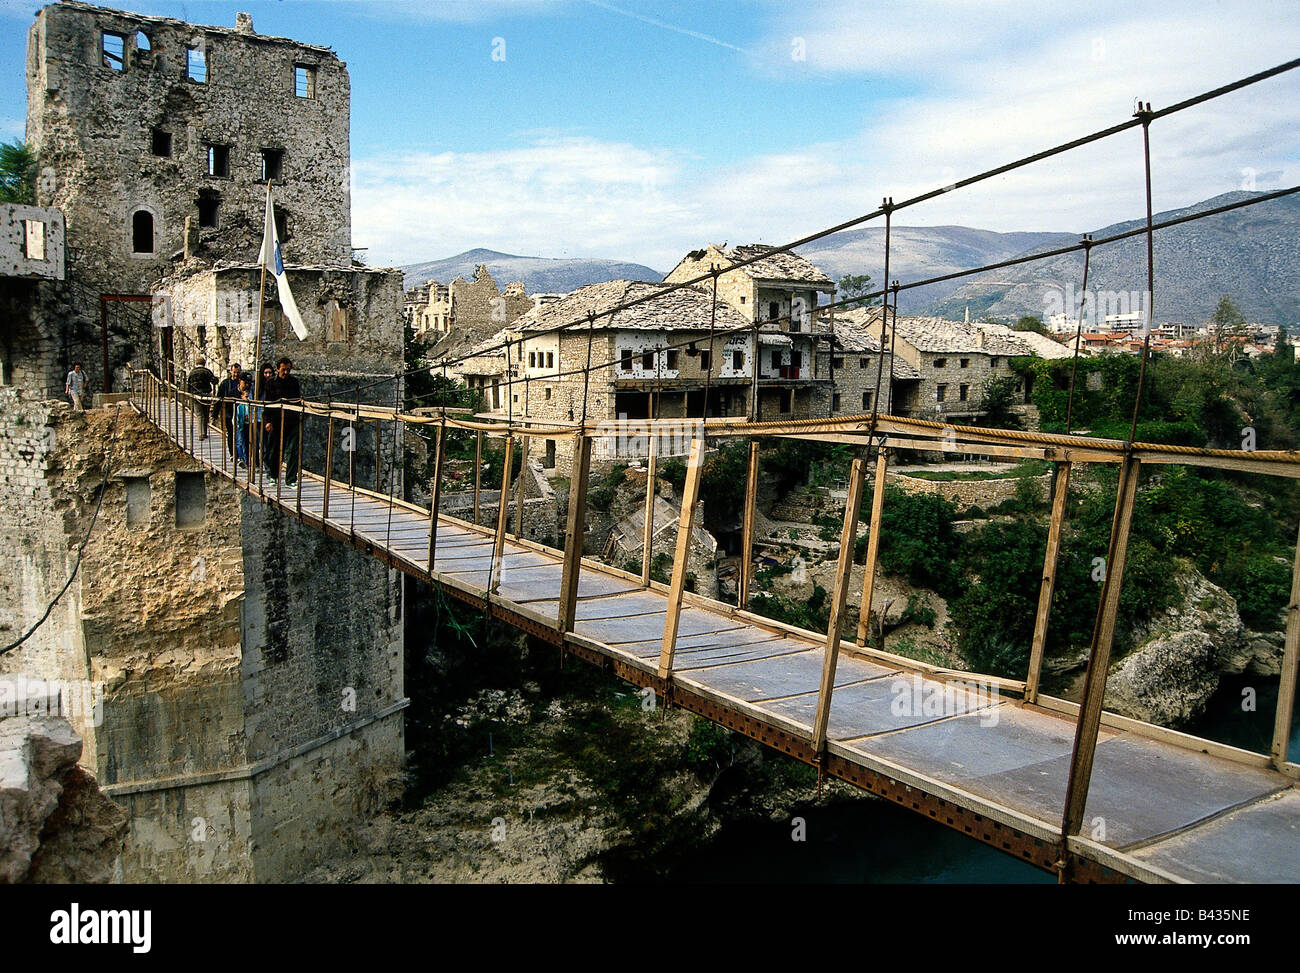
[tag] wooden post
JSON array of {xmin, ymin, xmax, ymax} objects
[
  {"xmin": 855, "ymin": 451, "xmax": 889, "ymax": 646},
  {"xmin": 515, "ymin": 436, "xmax": 530, "ymax": 540},
  {"xmin": 811, "ymin": 456, "xmax": 869, "ymax": 754},
  {"xmin": 426, "ymin": 419, "xmax": 446, "ymax": 574},
  {"xmin": 1026, "ymin": 462, "xmax": 1072, "ymax": 704},
  {"xmin": 375, "ymin": 421, "xmax": 382, "ymax": 494},
  {"xmin": 738, "ymin": 439, "xmax": 759, "ymax": 608},
  {"xmin": 640, "ymin": 436, "xmax": 658, "ymax": 586},
  {"xmin": 558, "ymin": 435, "xmax": 593, "ymax": 633},
  {"xmin": 489, "ymin": 435, "xmax": 514, "ymax": 594},
  {"xmin": 1061, "ymin": 456, "xmax": 1141, "ymax": 838},
  {"xmin": 1272, "ymin": 520, "xmax": 1300, "ymax": 767},
  {"xmin": 322, "ymin": 413, "xmax": 335, "ymax": 519},
  {"xmin": 657, "ymin": 437, "xmax": 705, "ymax": 680},
  {"xmin": 473, "ymin": 429, "xmax": 483, "ymax": 525}
]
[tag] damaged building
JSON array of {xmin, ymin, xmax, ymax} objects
[{"xmin": 1, "ymin": 2, "xmax": 406, "ymax": 883}]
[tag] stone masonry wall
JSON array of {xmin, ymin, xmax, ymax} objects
[{"xmin": 0, "ymin": 394, "xmax": 405, "ymax": 881}]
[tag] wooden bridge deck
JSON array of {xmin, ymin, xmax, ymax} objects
[{"xmin": 141, "ymin": 394, "xmax": 1299, "ymax": 884}]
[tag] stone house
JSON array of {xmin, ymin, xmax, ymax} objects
[
  {"xmin": 825, "ymin": 309, "xmax": 919, "ymax": 418},
  {"xmin": 663, "ymin": 243, "xmax": 837, "ymax": 420},
  {"xmin": 885, "ymin": 315, "xmax": 1071, "ymax": 422},
  {"xmin": 507, "ymin": 279, "xmax": 757, "ymax": 473}
]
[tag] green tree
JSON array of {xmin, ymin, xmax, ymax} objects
[
  {"xmin": 838, "ymin": 273, "xmax": 880, "ymax": 309},
  {"xmin": 1012, "ymin": 314, "xmax": 1048, "ymax": 335},
  {"xmin": 976, "ymin": 375, "xmax": 1023, "ymax": 430},
  {"xmin": 0, "ymin": 140, "xmax": 36, "ymax": 204},
  {"xmin": 1210, "ymin": 294, "xmax": 1247, "ymax": 355}
]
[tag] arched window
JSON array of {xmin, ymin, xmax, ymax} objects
[{"xmin": 132, "ymin": 210, "xmax": 154, "ymax": 254}]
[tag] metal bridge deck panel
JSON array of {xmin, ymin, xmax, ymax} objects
[
  {"xmin": 1129, "ymin": 790, "xmax": 1300, "ymax": 883},
  {"xmin": 754, "ymin": 673, "xmax": 999, "ymax": 739},
  {"xmin": 679, "ymin": 648, "xmax": 895, "ymax": 702}
]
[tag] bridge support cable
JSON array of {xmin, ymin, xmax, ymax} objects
[
  {"xmin": 489, "ymin": 434, "xmax": 514, "ymax": 594},
  {"xmin": 657, "ymin": 435, "xmax": 705, "ymax": 680},
  {"xmin": 1025, "ymin": 462, "xmax": 1073, "ymax": 705},
  {"xmin": 737, "ymin": 439, "xmax": 760, "ymax": 609},
  {"xmin": 515, "ymin": 434, "xmax": 530, "ymax": 541},
  {"xmin": 558, "ymin": 434, "xmax": 593, "ymax": 635},
  {"xmin": 868, "ymin": 199, "xmax": 893, "ymax": 439},
  {"xmin": 1129, "ymin": 104, "xmax": 1158, "ymax": 442},
  {"xmin": 426, "ymin": 416, "xmax": 446, "ymax": 572},
  {"xmin": 1274, "ymin": 521, "xmax": 1300, "ymax": 768},
  {"xmin": 472, "ymin": 430, "xmax": 483, "ymax": 526},
  {"xmin": 811, "ymin": 455, "xmax": 869, "ymax": 756},
  {"xmin": 640, "ymin": 434, "xmax": 657, "ymax": 587},
  {"xmin": 1061, "ymin": 455, "xmax": 1142, "ymax": 844},
  {"xmin": 855, "ymin": 451, "xmax": 890, "ymax": 648},
  {"xmin": 1064, "ymin": 237, "xmax": 1093, "ymax": 435}
]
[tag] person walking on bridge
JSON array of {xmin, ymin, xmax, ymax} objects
[
  {"xmin": 265, "ymin": 357, "xmax": 303, "ymax": 487},
  {"xmin": 187, "ymin": 357, "xmax": 217, "ymax": 440},
  {"xmin": 234, "ymin": 377, "xmax": 252, "ymax": 469},
  {"xmin": 255, "ymin": 363, "xmax": 277, "ymax": 485},
  {"xmin": 216, "ymin": 362, "xmax": 243, "ymax": 459}
]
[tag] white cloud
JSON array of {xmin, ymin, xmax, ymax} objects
[
  {"xmin": 352, "ymin": 135, "xmax": 701, "ymax": 268},
  {"xmin": 352, "ymin": 0, "xmax": 1300, "ymax": 270}
]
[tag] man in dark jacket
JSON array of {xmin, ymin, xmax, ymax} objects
[
  {"xmin": 215, "ymin": 362, "xmax": 243, "ymax": 457},
  {"xmin": 265, "ymin": 357, "xmax": 303, "ymax": 486},
  {"xmin": 186, "ymin": 357, "xmax": 218, "ymax": 439}
]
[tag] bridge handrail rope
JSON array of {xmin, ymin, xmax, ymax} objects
[
  {"xmin": 132, "ymin": 368, "xmax": 1300, "ymax": 469},
  {"xmin": 388, "ymin": 182, "xmax": 1300, "ymax": 421},
  {"xmin": 316, "ymin": 56, "xmax": 1300, "ymax": 406}
]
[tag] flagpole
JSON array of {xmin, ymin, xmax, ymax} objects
[{"xmin": 252, "ymin": 181, "xmax": 271, "ymax": 401}]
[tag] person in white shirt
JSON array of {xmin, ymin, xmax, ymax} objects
[{"xmin": 65, "ymin": 363, "xmax": 87, "ymax": 411}]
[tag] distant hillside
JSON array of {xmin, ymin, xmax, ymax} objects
[
  {"xmin": 928, "ymin": 192, "xmax": 1300, "ymax": 326},
  {"xmin": 795, "ymin": 226, "xmax": 1075, "ymax": 313},
  {"xmin": 399, "ymin": 248, "xmax": 663, "ymax": 294}
]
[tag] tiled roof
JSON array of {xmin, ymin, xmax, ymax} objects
[
  {"xmin": 515, "ymin": 280, "xmax": 752, "ymax": 334},
  {"xmin": 723, "ymin": 244, "xmax": 835, "ymax": 287},
  {"xmin": 886, "ymin": 315, "xmax": 1074, "ymax": 358},
  {"xmin": 828, "ymin": 313, "xmax": 921, "ymax": 379}
]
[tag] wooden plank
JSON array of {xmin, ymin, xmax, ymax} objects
[
  {"xmin": 1273, "ymin": 520, "xmax": 1300, "ymax": 767},
  {"xmin": 855, "ymin": 451, "xmax": 889, "ymax": 646},
  {"xmin": 1062, "ymin": 455, "xmax": 1141, "ymax": 838},
  {"xmin": 640, "ymin": 436, "xmax": 657, "ymax": 586},
  {"xmin": 811, "ymin": 456, "xmax": 868, "ymax": 753},
  {"xmin": 657, "ymin": 436, "xmax": 705, "ymax": 679},
  {"xmin": 489, "ymin": 435, "xmax": 514, "ymax": 594},
  {"xmin": 426, "ymin": 420, "xmax": 445, "ymax": 572},
  {"xmin": 1025, "ymin": 462, "xmax": 1071, "ymax": 704},
  {"xmin": 558, "ymin": 435, "xmax": 593, "ymax": 633},
  {"xmin": 738, "ymin": 439, "xmax": 759, "ymax": 609}
]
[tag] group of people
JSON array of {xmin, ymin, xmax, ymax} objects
[{"xmin": 191, "ymin": 358, "xmax": 303, "ymax": 487}]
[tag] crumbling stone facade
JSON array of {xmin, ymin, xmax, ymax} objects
[
  {"xmin": 22, "ymin": 1, "xmax": 353, "ymax": 395},
  {"xmin": 0, "ymin": 399, "xmax": 405, "ymax": 881}
]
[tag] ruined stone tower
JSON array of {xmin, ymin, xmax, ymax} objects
[{"xmin": 2, "ymin": 2, "xmax": 406, "ymax": 882}]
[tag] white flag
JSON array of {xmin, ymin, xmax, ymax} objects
[{"xmin": 260, "ymin": 186, "xmax": 309, "ymax": 340}]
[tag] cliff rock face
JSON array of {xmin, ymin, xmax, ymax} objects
[
  {"xmin": 1105, "ymin": 632, "xmax": 1222, "ymax": 727},
  {"xmin": 1105, "ymin": 563, "xmax": 1268, "ymax": 728},
  {"xmin": 1, "ymin": 712, "xmax": 127, "ymax": 883}
]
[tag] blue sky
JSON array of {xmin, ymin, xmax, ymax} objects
[{"xmin": 1, "ymin": 0, "xmax": 1298, "ymax": 269}]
